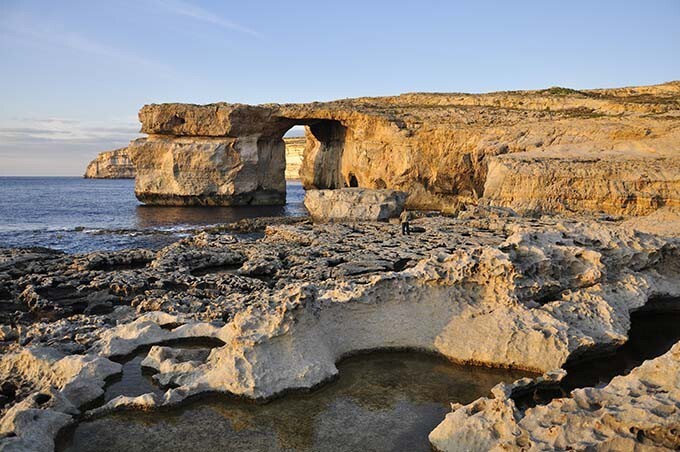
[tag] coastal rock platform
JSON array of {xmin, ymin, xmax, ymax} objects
[{"xmin": 1, "ymin": 211, "xmax": 679, "ymax": 451}]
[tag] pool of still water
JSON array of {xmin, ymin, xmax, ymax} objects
[
  {"xmin": 57, "ymin": 309, "xmax": 680, "ymax": 452},
  {"xmin": 57, "ymin": 352, "xmax": 533, "ymax": 452}
]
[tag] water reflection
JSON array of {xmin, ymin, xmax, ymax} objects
[
  {"xmin": 103, "ymin": 354, "xmax": 164, "ymax": 403},
  {"xmin": 133, "ymin": 181, "xmax": 307, "ymax": 229},
  {"xmin": 58, "ymin": 352, "xmax": 533, "ymax": 452},
  {"xmin": 133, "ymin": 205, "xmax": 288, "ymax": 229}
]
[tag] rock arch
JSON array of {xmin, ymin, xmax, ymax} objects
[
  {"xmin": 128, "ymin": 105, "xmax": 358, "ymax": 206},
  {"xmin": 128, "ymin": 83, "xmax": 680, "ymax": 214}
]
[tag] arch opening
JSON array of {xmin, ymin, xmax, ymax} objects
[{"xmin": 277, "ymin": 119, "xmax": 349, "ymax": 191}]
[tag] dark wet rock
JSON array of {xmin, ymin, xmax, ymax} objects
[
  {"xmin": 71, "ymin": 249, "xmax": 155, "ymax": 272},
  {"xmin": 84, "ymin": 300, "xmax": 113, "ymax": 316},
  {"xmin": 34, "ymin": 393, "xmax": 51, "ymax": 405},
  {"xmin": 151, "ymin": 233, "xmax": 245, "ymax": 273},
  {"xmin": 0, "ymin": 248, "xmax": 66, "ymax": 273},
  {"xmin": 203, "ymin": 216, "xmax": 310, "ymax": 234},
  {"xmin": 1, "ymin": 382, "xmax": 17, "ymax": 400},
  {"xmin": 238, "ymin": 251, "xmax": 281, "ymax": 277}
]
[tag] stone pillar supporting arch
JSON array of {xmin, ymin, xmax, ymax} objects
[
  {"xmin": 128, "ymin": 104, "xmax": 354, "ymax": 206},
  {"xmin": 299, "ymin": 120, "xmax": 348, "ymax": 190}
]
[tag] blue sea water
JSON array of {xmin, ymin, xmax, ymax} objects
[{"xmin": 0, "ymin": 178, "xmax": 306, "ymax": 253}]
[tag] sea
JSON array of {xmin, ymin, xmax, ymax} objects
[{"xmin": 0, "ymin": 177, "xmax": 307, "ymax": 254}]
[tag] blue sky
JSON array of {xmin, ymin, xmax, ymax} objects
[{"xmin": 1, "ymin": 0, "xmax": 679, "ymax": 175}]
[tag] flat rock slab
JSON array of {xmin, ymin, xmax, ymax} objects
[{"xmin": 304, "ymin": 188, "xmax": 407, "ymax": 222}]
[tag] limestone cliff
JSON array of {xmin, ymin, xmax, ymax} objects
[
  {"xmin": 284, "ymin": 137, "xmax": 304, "ymax": 180},
  {"xmin": 483, "ymin": 148, "xmax": 680, "ymax": 216},
  {"xmin": 84, "ymin": 148, "xmax": 135, "ymax": 179},
  {"xmin": 128, "ymin": 81, "xmax": 680, "ymax": 214}
]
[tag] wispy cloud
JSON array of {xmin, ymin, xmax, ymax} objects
[
  {"xmin": 153, "ymin": 0, "xmax": 262, "ymax": 38},
  {"xmin": 0, "ymin": 116, "xmax": 142, "ymax": 175},
  {"xmin": 0, "ymin": 11, "xmax": 175, "ymax": 75},
  {"xmin": 0, "ymin": 117, "xmax": 140, "ymax": 145}
]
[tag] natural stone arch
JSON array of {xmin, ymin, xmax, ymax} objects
[
  {"xmin": 128, "ymin": 102, "xmax": 409, "ymax": 207},
  {"xmin": 128, "ymin": 104, "xmax": 360, "ymax": 206},
  {"xmin": 130, "ymin": 82, "xmax": 680, "ymax": 213},
  {"xmin": 252, "ymin": 117, "xmax": 352, "ymax": 191}
]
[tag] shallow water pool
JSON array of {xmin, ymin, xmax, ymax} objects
[{"xmin": 57, "ymin": 352, "xmax": 533, "ymax": 452}]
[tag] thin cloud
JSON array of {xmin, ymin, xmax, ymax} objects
[
  {"xmin": 0, "ymin": 128, "xmax": 73, "ymax": 136},
  {"xmin": 153, "ymin": 0, "xmax": 262, "ymax": 38},
  {"xmin": 0, "ymin": 117, "xmax": 140, "ymax": 144},
  {"xmin": 10, "ymin": 117, "xmax": 82, "ymax": 124},
  {"xmin": 0, "ymin": 11, "xmax": 175, "ymax": 76}
]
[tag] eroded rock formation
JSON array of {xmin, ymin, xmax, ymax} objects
[
  {"xmin": 429, "ymin": 341, "xmax": 680, "ymax": 450},
  {"xmin": 1, "ymin": 211, "xmax": 679, "ymax": 450},
  {"xmin": 284, "ymin": 137, "xmax": 304, "ymax": 180},
  {"xmin": 83, "ymin": 148, "xmax": 135, "ymax": 179},
  {"xmin": 483, "ymin": 149, "xmax": 680, "ymax": 216},
  {"xmin": 128, "ymin": 82, "xmax": 680, "ymax": 214}
]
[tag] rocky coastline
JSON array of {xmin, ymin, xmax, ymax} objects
[
  {"xmin": 128, "ymin": 82, "xmax": 680, "ymax": 213},
  {"xmin": 3, "ymin": 81, "xmax": 680, "ymax": 451},
  {"xmin": 1, "ymin": 206, "xmax": 679, "ymax": 450},
  {"xmin": 83, "ymin": 148, "xmax": 135, "ymax": 179}
]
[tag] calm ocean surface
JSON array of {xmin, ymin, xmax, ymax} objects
[{"xmin": 0, "ymin": 178, "xmax": 306, "ymax": 253}]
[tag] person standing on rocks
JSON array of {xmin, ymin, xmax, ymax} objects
[{"xmin": 400, "ymin": 209, "xmax": 413, "ymax": 235}]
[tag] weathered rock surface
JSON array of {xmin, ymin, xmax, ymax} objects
[
  {"xmin": 483, "ymin": 148, "xmax": 680, "ymax": 216},
  {"xmin": 620, "ymin": 206, "xmax": 680, "ymax": 237},
  {"xmin": 127, "ymin": 219, "xmax": 678, "ymax": 403},
  {"xmin": 0, "ymin": 348, "xmax": 120, "ymax": 452},
  {"xmin": 83, "ymin": 148, "xmax": 135, "ymax": 179},
  {"xmin": 129, "ymin": 82, "xmax": 680, "ymax": 213},
  {"xmin": 304, "ymin": 188, "xmax": 407, "ymax": 221},
  {"xmin": 1, "ymin": 214, "xmax": 680, "ymax": 450},
  {"xmin": 127, "ymin": 135, "xmax": 286, "ymax": 206},
  {"xmin": 429, "ymin": 341, "xmax": 680, "ymax": 451},
  {"xmin": 284, "ymin": 136, "xmax": 304, "ymax": 180}
]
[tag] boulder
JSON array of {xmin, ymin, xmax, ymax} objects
[{"xmin": 304, "ymin": 188, "xmax": 407, "ymax": 222}]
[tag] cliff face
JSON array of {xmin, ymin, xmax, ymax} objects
[
  {"xmin": 483, "ymin": 149, "xmax": 680, "ymax": 216},
  {"xmin": 84, "ymin": 148, "xmax": 135, "ymax": 179},
  {"xmin": 128, "ymin": 81, "xmax": 680, "ymax": 214},
  {"xmin": 284, "ymin": 137, "xmax": 304, "ymax": 180}
]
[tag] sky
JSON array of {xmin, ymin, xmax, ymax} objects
[{"xmin": 0, "ymin": 0, "xmax": 679, "ymax": 176}]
